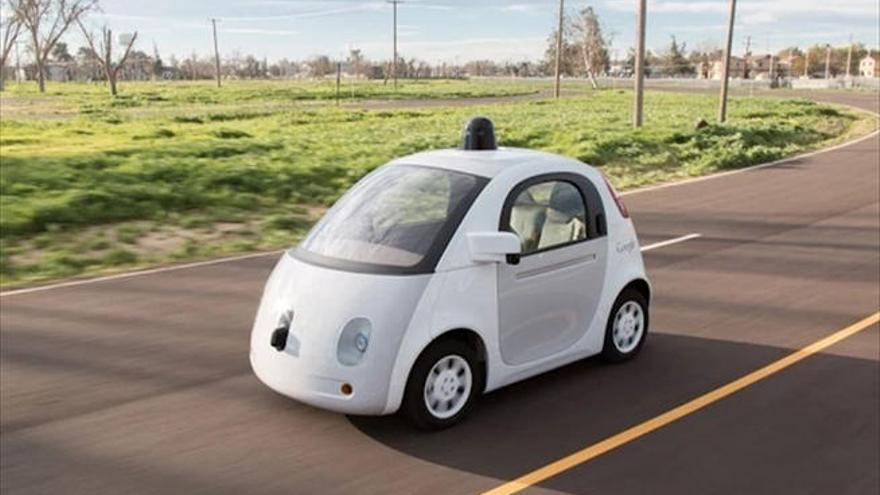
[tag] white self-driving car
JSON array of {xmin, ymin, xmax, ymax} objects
[{"xmin": 250, "ymin": 118, "xmax": 650, "ymax": 429}]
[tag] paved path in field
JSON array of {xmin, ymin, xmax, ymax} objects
[{"xmin": 1, "ymin": 91, "xmax": 878, "ymax": 495}]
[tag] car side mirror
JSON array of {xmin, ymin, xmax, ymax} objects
[{"xmin": 467, "ymin": 232, "xmax": 522, "ymax": 264}]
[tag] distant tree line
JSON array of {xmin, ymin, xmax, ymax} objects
[
  {"xmin": 1, "ymin": 0, "xmax": 877, "ymax": 95},
  {"xmin": 1, "ymin": 42, "xmax": 549, "ymax": 84},
  {"xmin": 2, "ymin": 0, "xmax": 99, "ymax": 91},
  {"xmin": 778, "ymin": 44, "xmax": 878, "ymax": 77},
  {"xmin": 543, "ymin": 4, "xmax": 878, "ymax": 80},
  {"xmin": 542, "ymin": 7, "xmax": 710, "ymax": 79}
]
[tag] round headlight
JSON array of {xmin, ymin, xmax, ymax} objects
[{"xmin": 337, "ymin": 318, "xmax": 372, "ymax": 366}]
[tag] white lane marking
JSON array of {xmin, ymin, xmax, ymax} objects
[
  {"xmin": 641, "ymin": 233, "xmax": 702, "ymax": 252},
  {"xmin": 2, "ymin": 106, "xmax": 875, "ymax": 297},
  {"xmin": 0, "ymin": 250, "xmax": 284, "ymax": 297}
]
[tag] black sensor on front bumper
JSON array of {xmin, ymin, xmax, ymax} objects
[{"xmin": 270, "ymin": 327, "xmax": 289, "ymax": 351}]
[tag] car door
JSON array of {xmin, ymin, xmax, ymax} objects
[{"xmin": 496, "ymin": 173, "xmax": 608, "ymax": 365}]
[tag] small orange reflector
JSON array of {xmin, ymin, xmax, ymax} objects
[{"xmin": 340, "ymin": 383, "xmax": 353, "ymax": 396}]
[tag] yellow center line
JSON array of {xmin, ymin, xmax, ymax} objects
[{"xmin": 482, "ymin": 311, "xmax": 880, "ymax": 495}]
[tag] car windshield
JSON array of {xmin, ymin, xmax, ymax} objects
[{"xmin": 297, "ymin": 165, "xmax": 485, "ymax": 271}]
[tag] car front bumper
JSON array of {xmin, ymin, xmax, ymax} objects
[{"xmin": 250, "ymin": 344, "xmax": 391, "ymax": 415}]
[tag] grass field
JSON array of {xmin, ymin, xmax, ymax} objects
[
  {"xmin": 0, "ymin": 79, "xmax": 546, "ymax": 120},
  {"xmin": 0, "ymin": 79, "xmax": 875, "ymax": 287}
]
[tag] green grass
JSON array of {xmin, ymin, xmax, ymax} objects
[
  {"xmin": 0, "ymin": 80, "xmax": 875, "ymax": 287},
  {"xmin": 0, "ymin": 79, "xmax": 546, "ymax": 120}
]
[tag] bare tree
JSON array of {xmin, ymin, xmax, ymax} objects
[
  {"xmin": 1, "ymin": 1, "xmax": 23, "ymax": 91},
  {"xmin": 543, "ymin": 26, "xmax": 578, "ymax": 77},
  {"xmin": 77, "ymin": 20, "xmax": 137, "ymax": 95},
  {"xmin": 11, "ymin": 0, "xmax": 96, "ymax": 92},
  {"xmin": 570, "ymin": 6, "xmax": 609, "ymax": 89},
  {"xmin": 307, "ymin": 55, "xmax": 333, "ymax": 78}
]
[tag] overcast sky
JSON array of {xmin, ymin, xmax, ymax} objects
[{"xmin": 12, "ymin": 0, "xmax": 880, "ymax": 63}]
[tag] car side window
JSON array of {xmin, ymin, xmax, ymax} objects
[{"xmin": 507, "ymin": 181, "xmax": 587, "ymax": 254}]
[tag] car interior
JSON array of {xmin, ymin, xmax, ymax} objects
[{"xmin": 509, "ymin": 181, "xmax": 587, "ymax": 254}]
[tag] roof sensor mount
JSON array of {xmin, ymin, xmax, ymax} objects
[{"xmin": 461, "ymin": 117, "xmax": 497, "ymax": 151}]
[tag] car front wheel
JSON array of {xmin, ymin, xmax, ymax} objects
[{"xmin": 402, "ymin": 339, "xmax": 481, "ymax": 430}]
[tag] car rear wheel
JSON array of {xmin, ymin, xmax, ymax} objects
[
  {"xmin": 601, "ymin": 288, "xmax": 649, "ymax": 362},
  {"xmin": 402, "ymin": 339, "xmax": 481, "ymax": 430}
]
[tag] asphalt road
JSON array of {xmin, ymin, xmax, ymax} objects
[{"xmin": 1, "ymin": 92, "xmax": 878, "ymax": 495}]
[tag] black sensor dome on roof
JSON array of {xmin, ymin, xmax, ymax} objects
[{"xmin": 460, "ymin": 117, "xmax": 497, "ymax": 151}]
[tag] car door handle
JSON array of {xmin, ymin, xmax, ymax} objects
[{"xmin": 515, "ymin": 253, "xmax": 597, "ymax": 280}]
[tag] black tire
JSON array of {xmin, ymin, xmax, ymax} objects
[
  {"xmin": 601, "ymin": 288, "xmax": 649, "ymax": 363},
  {"xmin": 402, "ymin": 339, "xmax": 482, "ymax": 430}
]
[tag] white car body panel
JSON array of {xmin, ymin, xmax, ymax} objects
[
  {"xmin": 497, "ymin": 235, "xmax": 608, "ymax": 365},
  {"xmin": 250, "ymin": 147, "xmax": 649, "ymax": 416},
  {"xmin": 250, "ymin": 254, "xmax": 430, "ymax": 414}
]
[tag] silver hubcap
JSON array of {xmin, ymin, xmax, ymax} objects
[
  {"xmin": 613, "ymin": 301, "xmax": 644, "ymax": 353},
  {"xmin": 423, "ymin": 355, "xmax": 472, "ymax": 419}
]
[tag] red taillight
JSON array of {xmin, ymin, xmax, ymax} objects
[{"xmin": 602, "ymin": 175, "xmax": 629, "ymax": 218}]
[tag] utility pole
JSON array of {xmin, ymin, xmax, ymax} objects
[
  {"xmin": 742, "ymin": 35, "xmax": 751, "ymax": 79},
  {"xmin": 211, "ymin": 18, "xmax": 221, "ymax": 88},
  {"xmin": 15, "ymin": 40, "xmax": 22, "ymax": 83},
  {"xmin": 804, "ymin": 47, "xmax": 810, "ymax": 77},
  {"xmin": 768, "ymin": 36, "xmax": 775, "ymax": 82},
  {"xmin": 718, "ymin": 0, "xmax": 736, "ymax": 123},
  {"xmin": 388, "ymin": 0, "xmax": 403, "ymax": 90},
  {"xmin": 769, "ymin": 53, "xmax": 775, "ymax": 80},
  {"xmin": 845, "ymin": 35, "xmax": 853, "ymax": 78},
  {"xmin": 824, "ymin": 44, "xmax": 831, "ymax": 79},
  {"xmin": 336, "ymin": 62, "xmax": 341, "ymax": 106},
  {"xmin": 633, "ymin": 0, "xmax": 646, "ymax": 128},
  {"xmin": 553, "ymin": 0, "xmax": 564, "ymax": 99}
]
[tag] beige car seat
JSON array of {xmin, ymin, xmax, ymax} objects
[
  {"xmin": 509, "ymin": 191, "xmax": 546, "ymax": 253},
  {"xmin": 538, "ymin": 183, "xmax": 586, "ymax": 249}
]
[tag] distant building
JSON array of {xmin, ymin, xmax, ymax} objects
[
  {"xmin": 748, "ymin": 54, "xmax": 779, "ymax": 79},
  {"xmin": 709, "ymin": 54, "xmax": 780, "ymax": 80},
  {"xmin": 709, "ymin": 58, "xmax": 727, "ymax": 79},
  {"xmin": 859, "ymin": 55, "xmax": 877, "ymax": 78},
  {"xmin": 709, "ymin": 57, "xmax": 745, "ymax": 79},
  {"xmin": 608, "ymin": 61, "xmax": 629, "ymax": 77},
  {"xmin": 774, "ymin": 53, "xmax": 798, "ymax": 78},
  {"xmin": 696, "ymin": 61, "xmax": 709, "ymax": 79}
]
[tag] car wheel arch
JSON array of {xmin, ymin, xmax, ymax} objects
[
  {"xmin": 621, "ymin": 278, "xmax": 651, "ymax": 304},
  {"xmin": 416, "ymin": 328, "xmax": 489, "ymax": 393}
]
